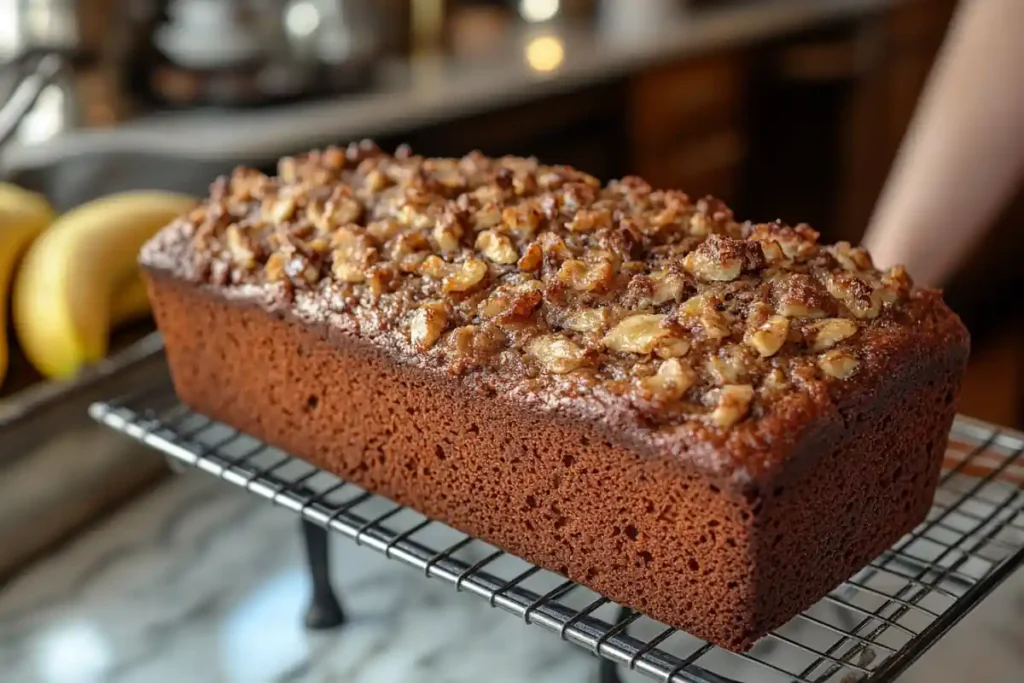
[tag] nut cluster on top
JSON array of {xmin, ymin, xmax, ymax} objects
[{"xmin": 175, "ymin": 141, "xmax": 914, "ymax": 428}]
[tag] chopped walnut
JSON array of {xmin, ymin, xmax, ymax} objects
[
  {"xmin": 450, "ymin": 325, "xmax": 477, "ymax": 357},
  {"xmin": 711, "ymin": 384, "xmax": 754, "ymax": 428},
  {"xmin": 749, "ymin": 222, "xmax": 819, "ymax": 259},
  {"xmin": 823, "ymin": 271, "xmax": 881, "ymax": 319},
  {"xmin": 745, "ymin": 315, "xmax": 789, "ymax": 358},
  {"xmin": 333, "ymin": 261, "xmax": 365, "ymax": 283},
  {"xmin": 568, "ymin": 208, "xmax": 613, "ymax": 233},
  {"xmin": 267, "ymin": 195, "xmax": 297, "ymax": 224},
  {"xmin": 762, "ymin": 368, "xmax": 789, "ymax": 393},
  {"xmin": 683, "ymin": 236, "xmax": 743, "ymax": 282},
  {"xmin": 501, "ymin": 204, "xmax": 542, "ymax": 236},
  {"xmin": 654, "ymin": 337, "xmax": 691, "ymax": 359},
  {"xmin": 680, "ymin": 294, "xmax": 732, "ymax": 339},
  {"xmin": 650, "ymin": 270, "xmax": 687, "ymax": 305},
  {"xmin": 518, "ymin": 242, "xmax": 543, "ymax": 271},
  {"xmin": 225, "ymin": 224, "xmax": 256, "ymax": 269},
  {"xmin": 641, "ymin": 358, "xmax": 695, "ymax": 401},
  {"xmin": 557, "ymin": 259, "xmax": 614, "ymax": 292},
  {"xmin": 443, "ymin": 258, "xmax": 488, "ymax": 293},
  {"xmin": 818, "ymin": 349, "xmax": 859, "ymax": 379},
  {"xmin": 476, "ymin": 230, "xmax": 519, "ymax": 264},
  {"xmin": 707, "ymin": 346, "xmax": 750, "ymax": 384},
  {"xmin": 563, "ymin": 308, "xmax": 610, "ymax": 334},
  {"xmin": 366, "ymin": 219, "xmax": 402, "ymax": 243},
  {"xmin": 774, "ymin": 273, "xmax": 829, "ymax": 319},
  {"xmin": 410, "ymin": 302, "xmax": 448, "ymax": 350},
  {"xmin": 434, "ymin": 217, "xmax": 464, "ymax": 253},
  {"xmin": 479, "ymin": 282, "xmax": 543, "ymax": 321},
  {"xmin": 526, "ymin": 335, "xmax": 588, "ymax": 374},
  {"xmin": 603, "ymin": 314, "xmax": 672, "ymax": 354},
  {"xmin": 265, "ymin": 252, "xmax": 287, "ymax": 282},
  {"xmin": 828, "ymin": 241, "xmax": 873, "ymax": 272},
  {"xmin": 805, "ymin": 318, "xmax": 858, "ymax": 351}
]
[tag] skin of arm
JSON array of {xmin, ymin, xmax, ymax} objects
[{"xmin": 862, "ymin": 0, "xmax": 1024, "ymax": 287}]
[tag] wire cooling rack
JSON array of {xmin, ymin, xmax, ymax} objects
[{"xmin": 89, "ymin": 385, "xmax": 1024, "ymax": 683}]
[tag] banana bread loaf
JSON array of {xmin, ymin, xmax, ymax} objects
[{"xmin": 141, "ymin": 142, "xmax": 969, "ymax": 651}]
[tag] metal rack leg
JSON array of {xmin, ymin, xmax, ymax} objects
[
  {"xmin": 301, "ymin": 518, "xmax": 346, "ymax": 629},
  {"xmin": 596, "ymin": 606, "xmax": 631, "ymax": 683}
]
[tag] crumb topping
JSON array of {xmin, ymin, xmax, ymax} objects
[{"xmin": 149, "ymin": 141, "xmax": 921, "ymax": 429}]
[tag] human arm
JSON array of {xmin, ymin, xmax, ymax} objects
[{"xmin": 862, "ymin": 0, "xmax": 1024, "ymax": 287}]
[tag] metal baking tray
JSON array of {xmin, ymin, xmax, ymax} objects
[{"xmin": 89, "ymin": 388, "xmax": 1024, "ymax": 683}]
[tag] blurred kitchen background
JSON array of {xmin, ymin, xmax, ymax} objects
[{"xmin": 1, "ymin": 0, "xmax": 1022, "ymax": 668}]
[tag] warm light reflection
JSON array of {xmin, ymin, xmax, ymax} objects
[
  {"xmin": 285, "ymin": 0, "xmax": 321, "ymax": 38},
  {"xmin": 525, "ymin": 35, "xmax": 565, "ymax": 73},
  {"xmin": 519, "ymin": 0, "xmax": 560, "ymax": 23},
  {"xmin": 33, "ymin": 620, "xmax": 112, "ymax": 683}
]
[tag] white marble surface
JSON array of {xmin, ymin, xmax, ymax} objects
[
  {"xmin": 3, "ymin": 0, "xmax": 897, "ymax": 170},
  {"xmin": 0, "ymin": 467, "xmax": 1022, "ymax": 683}
]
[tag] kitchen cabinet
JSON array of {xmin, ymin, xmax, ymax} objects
[{"xmin": 629, "ymin": 53, "xmax": 748, "ymax": 204}]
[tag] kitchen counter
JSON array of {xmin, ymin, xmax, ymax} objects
[
  {"xmin": 1, "ymin": 466, "xmax": 1022, "ymax": 683},
  {"xmin": 3, "ymin": 0, "xmax": 898, "ymax": 172}
]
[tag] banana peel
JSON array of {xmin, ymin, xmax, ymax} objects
[
  {"xmin": 0, "ymin": 184, "xmax": 57, "ymax": 387},
  {"xmin": 13, "ymin": 190, "xmax": 196, "ymax": 380}
]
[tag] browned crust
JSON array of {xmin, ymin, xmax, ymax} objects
[{"xmin": 146, "ymin": 271, "xmax": 966, "ymax": 650}]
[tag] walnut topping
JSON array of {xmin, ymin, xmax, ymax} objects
[
  {"xmin": 805, "ymin": 318, "xmax": 858, "ymax": 351},
  {"xmin": 603, "ymin": 314, "xmax": 671, "ymax": 354},
  {"xmin": 774, "ymin": 274, "xmax": 829, "ymax": 319},
  {"xmin": 650, "ymin": 270, "xmax": 687, "ymax": 305},
  {"xmin": 762, "ymin": 368, "xmax": 788, "ymax": 393},
  {"xmin": 680, "ymin": 294, "xmax": 732, "ymax": 339},
  {"xmin": 564, "ymin": 308, "xmax": 610, "ymax": 334},
  {"xmin": 410, "ymin": 302, "xmax": 448, "ymax": 350},
  {"xmin": 443, "ymin": 258, "xmax": 488, "ymax": 293},
  {"xmin": 557, "ymin": 259, "xmax": 614, "ymax": 292},
  {"xmin": 501, "ymin": 204, "xmax": 542, "ymax": 236},
  {"xmin": 568, "ymin": 208, "xmax": 613, "ymax": 233},
  {"xmin": 654, "ymin": 337, "xmax": 691, "ymax": 359},
  {"xmin": 419, "ymin": 255, "xmax": 448, "ymax": 279},
  {"xmin": 479, "ymin": 282, "xmax": 543, "ymax": 321},
  {"xmin": 641, "ymin": 359, "xmax": 695, "ymax": 401},
  {"xmin": 172, "ymin": 145, "xmax": 933, "ymax": 433},
  {"xmin": 366, "ymin": 219, "xmax": 402, "ymax": 243},
  {"xmin": 745, "ymin": 315, "xmax": 789, "ymax": 357},
  {"xmin": 750, "ymin": 222, "xmax": 819, "ymax": 259},
  {"xmin": 684, "ymin": 235, "xmax": 743, "ymax": 282},
  {"xmin": 265, "ymin": 252, "xmax": 287, "ymax": 281},
  {"xmin": 518, "ymin": 242, "xmax": 543, "ymax": 271},
  {"xmin": 711, "ymin": 384, "xmax": 754, "ymax": 428},
  {"xmin": 433, "ymin": 215, "xmax": 464, "ymax": 253},
  {"xmin": 707, "ymin": 346, "xmax": 750, "ymax": 384},
  {"xmin": 476, "ymin": 230, "xmax": 519, "ymax": 264},
  {"xmin": 818, "ymin": 349, "xmax": 859, "ymax": 379},
  {"xmin": 828, "ymin": 241, "xmax": 873, "ymax": 272},
  {"xmin": 225, "ymin": 224, "xmax": 255, "ymax": 269},
  {"xmin": 823, "ymin": 271, "xmax": 881, "ymax": 319},
  {"xmin": 526, "ymin": 335, "xmax": 588, "ymax": 373}
]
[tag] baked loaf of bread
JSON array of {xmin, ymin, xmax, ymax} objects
[{"xmin": 141, "ymin": 142, "xmax": 969, "ymax": 651}]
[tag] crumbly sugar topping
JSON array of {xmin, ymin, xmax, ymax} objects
[{"xmin": 161, "ymin": 141, "xmax": 919, "ymax": 429}]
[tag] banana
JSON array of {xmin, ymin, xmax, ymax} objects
[
  {"xmin": 109, "ymin": 273, "xmax": 153, "ymax": 326},
  {"xmin": 0, "ymin": 185, "xmax": 56, "ymax": 387},
  {"xmin": 13, "ymin": 190, "xmax": 196, "ymax": 380}
]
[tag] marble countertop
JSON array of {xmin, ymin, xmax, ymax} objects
[
  {"xmin": 1, "ymin": 465, "xmax": 1022, "ymax": 683},
  {"xmin": 3, "ymin": 0, "xmax": 896, "ymax": 172}
]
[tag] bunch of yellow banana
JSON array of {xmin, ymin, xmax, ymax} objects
[
  {"xmin": 0, "ymin": 184, "xmax": 195, "ymax": 385},
  {"xmin": 0, "ymin": 184, "xmax": 57, "ymax": 386}
]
